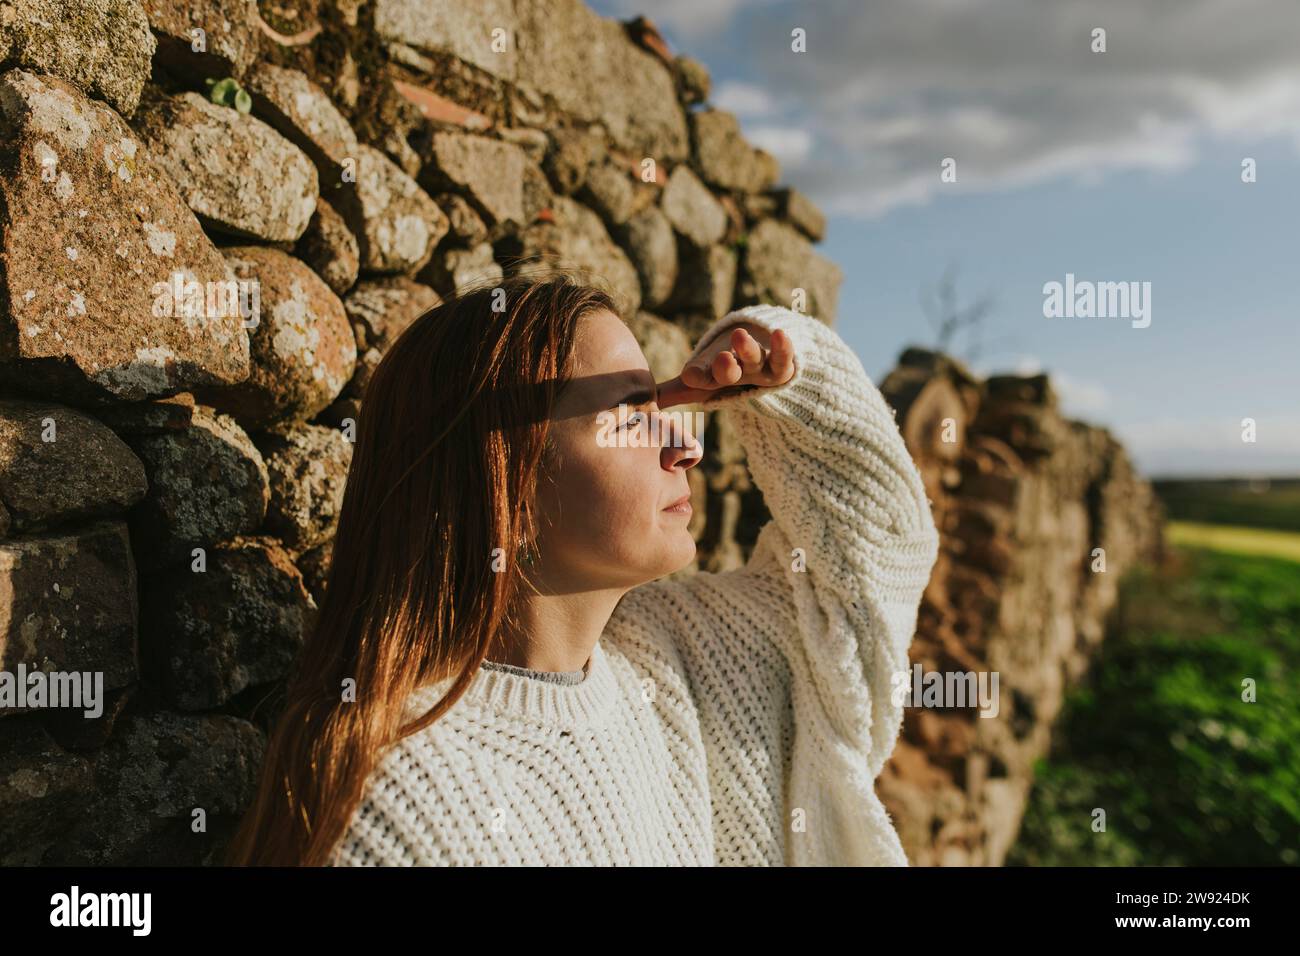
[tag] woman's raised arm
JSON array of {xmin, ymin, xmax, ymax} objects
[{"xmin": 617, "ymin": 303, "xmax": 939, "ymax": 865}]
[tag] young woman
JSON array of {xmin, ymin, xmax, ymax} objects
[{"xmin": 226, "ymin": 272, "xmax": 939, "ymax": 866}]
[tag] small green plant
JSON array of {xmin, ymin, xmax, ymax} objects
[{"xmin": 206, "ymin": 76, "xmax": 251, "ymax": 114}]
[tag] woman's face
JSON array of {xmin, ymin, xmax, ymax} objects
[{"xmin": 530, "ymin": 308, "xmax": 703, "ymax": 590}]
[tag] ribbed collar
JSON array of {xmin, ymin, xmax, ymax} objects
[{"xmin": 402, "ymin": 640, "xmax": 620, "ymax": 732}]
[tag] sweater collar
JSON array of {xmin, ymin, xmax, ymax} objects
[{"xmin": 403, "ymin": 640, "xmax": 620, "ymax": 732}]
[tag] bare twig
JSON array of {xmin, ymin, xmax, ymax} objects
[{"xmin": 919, "ymin": 264, "xmax": 999, "ymax": 361}]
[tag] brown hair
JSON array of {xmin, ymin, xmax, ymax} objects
[{"xmin": 225, "ymin": 271, "xmax": 620, "ymax": 865}]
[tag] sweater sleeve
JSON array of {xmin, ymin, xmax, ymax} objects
[{"xmin": 663, "ymin": 303, "xmax": 939, "ymax": 865}]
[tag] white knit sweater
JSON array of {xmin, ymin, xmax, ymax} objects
[{"xmin": 328, "ymin": 304, "xmax": 940, "ymax": 866}]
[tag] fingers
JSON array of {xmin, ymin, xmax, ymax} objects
[
  {"xmin": 681, "ymin": 359, "xmax": 712, "ymax": 389},
  {"xmin": 768, "ymin": 328, "xmax": 795, "ymax": 385},
  {"xmin": 730, "ymin": 327, "xmax": 766, "ymax": 375},
  {"xmin": 672, "ymin": 323, "xmax": 794, "ymax": 403},
  {"xmin": 657, "ymin": 375, "xmax": 711, "ymax": 408},
  {"xmin": 710, "ymin": 348, "xmax": 744, "ymax": 386},
  {"xmin": 680, "ymin": 346, "xmax": 741, "ymax": 389}
]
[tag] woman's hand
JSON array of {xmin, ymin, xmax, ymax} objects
[{"xmin": 657, "ymin": 323, "xmax": 797, "ymax": 409}]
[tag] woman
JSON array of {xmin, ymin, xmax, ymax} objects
[{"xmin": 226, "ymin": 272, "xmax": 939, "ymax": 866}]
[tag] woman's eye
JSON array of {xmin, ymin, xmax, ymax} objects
[{"xmin": 623, "ymin": 411, "xmax": 646, "ymax": 429}]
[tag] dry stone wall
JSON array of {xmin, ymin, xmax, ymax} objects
[
  {"xmin": 876, "ymin": 351, "xmax": 1164, "ymax": 865},
  {"xmin": 0, "ymin": 0, "xmax": 1160, "ymax": 865}
]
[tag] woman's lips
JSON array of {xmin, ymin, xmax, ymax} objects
[{"xmin": 662, "ymin": 493, "xmax": 692, "ymax": 515}]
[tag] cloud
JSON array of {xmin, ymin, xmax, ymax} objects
[
  {"xmin": 1051, "ymin": 373, "xmax": 1112, "ymax": 418},
  {"xmin": 712, "ymin": 81, "xmax": 777, "ymax": 117},
  {"xmin": 745, "ymin": 125, "xmax": 814, "ymax": 165},
  {"xmin": 615, "ymin": 0, "xmax": 1300, "ymax": 217},
  {"xmin": 1115, "ymin": 416, "xmax": 1300, "ymax": 478}
]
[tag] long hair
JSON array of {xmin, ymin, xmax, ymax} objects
[{"xmin": 225, "ymin": 271, "xmax": 620, "ymax": 865}]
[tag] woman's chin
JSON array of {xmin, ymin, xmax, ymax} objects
[
  {"xmin": 669, "ymin": 534, "xmax": 698, "ymax": 569},
  {"xmin": 616, "ymin": 534, "xmax": 697, "ymax": 584}
]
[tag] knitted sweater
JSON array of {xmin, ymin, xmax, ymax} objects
[{"xmin": 328, "ymin": 304, "xmax": 941, "ymax": 867}]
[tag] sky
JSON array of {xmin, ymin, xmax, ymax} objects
[{"xmin": 588, "ymin": 0, "xmax": 1300, "ymax": 478}]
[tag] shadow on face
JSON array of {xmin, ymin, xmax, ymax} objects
[{"xmin": 530, "ymin": 309, "xmax": 704, "ymax": 592}]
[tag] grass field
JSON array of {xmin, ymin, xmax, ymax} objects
[
  {"xmin": 1007, "ymin": 545, "xmax": 1300, "ymax": 866},
  {"xmin": 1153, "ymin": 477, "xmax": 1300, "ymax": 532},
  {"xmin": 1167, "ymin": 521, "xmax": 1300, "ymax": 564}
]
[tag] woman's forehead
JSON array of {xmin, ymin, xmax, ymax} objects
[
  {"xmin": 554, "ymin": 311, "xmax": 653, "ymax": 420},
  {"xmin": 568, "ymin": 310, "xmax": 645, "ymax": 375}
]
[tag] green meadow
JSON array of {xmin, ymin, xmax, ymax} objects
[{"xmin": 1008, "ymin": 481, "xmax": 1300, "ymax": 866}]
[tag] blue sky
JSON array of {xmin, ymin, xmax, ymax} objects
[{"xmin": 589, "ymin": 0, "xmax": 1300, "ymax": 478}]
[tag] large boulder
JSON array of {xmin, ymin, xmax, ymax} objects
[
  {"xmin": 771, "ymin": 187, "xmax": 825, "ymax": 242},
  {"xmin": 0, "ymin": 399, "xmax": 147, "ymax": 534},
  {"xmin": 738, "ymin": 219, "xmax": 842, "ymax": 322},
  {"xmin": 31, "ymin": 711, "xmax": 266, "ymax": 865},
  {"xmin": 138, "ymin": 535, "xmax": 316, "ymax": 710},
  {"xmin": 0, "ymin": 720, "xmax": 94, "ymax": 864},
  {"xmin": 512, "ymin": 195, "xmax": 641, "ymax": 315},
  {"xmin": 342, "ymin": 144, "xmax": 448, "ymax": 275},
  {"xmin": 423, "ymin": 242, "xmax": 503, "ymax": 299},
  {"xmin": 295, "ymin": 197, "xmax": 360, "ymax": 296},
  {"xmin": 143, "ymin": 0, "xmax": 259, "ymax": 81},
  {"xmin": 92, "ymin": 391, "xmax": 200, "ymax": 436},
  {"xmin": 435, "ymin": 191, "xmax": 488, "ymax": 245},
  {"xmin": 543, "ymin": 126, "xmax": 603, "ymax": 197},
  {"xmin": 123, "ymin": 404, "xmax": 269, "ymax": 570},
  {"xmin": 244, "ymin": 63, "xmax": 359, "ymax": 182},
  {"xmin": 0, "ymin": 520, "xmax": 139, "ymax": 701},
  {"xmin": 132, "ymin": 90, "xmax": 319, "ymax": 242},
  {"xmin": 690, "ymin": 109, "xmax": 780, "ymax": 193},
  {"xmin": 420, "ymin": 131, "xmax": 527, "ymax": 235},
  {"xmin": 373, "ymin": 0, "xmax": 513, "ymax": 76},
  {"xmin": 253, "ymin": 423, "xmax": 353, "ymax": 552},
  {"xmin": 343, "ymin": 277, "xmax": 439, "ymax": 353},
  {"xmin": 374, "ymin": 0, "xmax": 687, "ymax": 159},
  {"xmin": 661, "ymin": 165, "xmax": 727, "ymax": 248},
  {"xmin": 578, "ymin": 161, "xmax": 636, "ymax": 228},
  {"xmin": 672, "ymin": 243, "xmax": 737, "ymax": 321},
  {"xmin": 196, "ymin": 247, "xmax": 357, "ymax": 429},
  {"xmin": 0, "ymin": 0, "xmax": 155, "ymax": 115},
  {"xmin": 616, "ymin": 206, "xmax": 677, "ymax": 311},
  {"xmin": 0, "ymin": 70, "xmax": 251, "ymax": 403}
]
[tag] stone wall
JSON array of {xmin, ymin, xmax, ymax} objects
[
  {"xmin": 0, "ymin": 1, "xmax": 1160, "ymax": 865},
  {"xmin": 875, "ymin": 351, "xmax": 1164, "ymax": 865}
]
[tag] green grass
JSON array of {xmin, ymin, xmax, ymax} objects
[
  {"xmin": 1007, "ymin": 546, "xmax": 1300, "ymax": 866},
  {"xmin": 1167, "ymin": 521, "xmax": 1300, "ymax": 564}
]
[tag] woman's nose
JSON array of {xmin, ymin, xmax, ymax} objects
[{"xmin": 656, "ymin": 411, "xmax": 703, "ymax": 470}]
